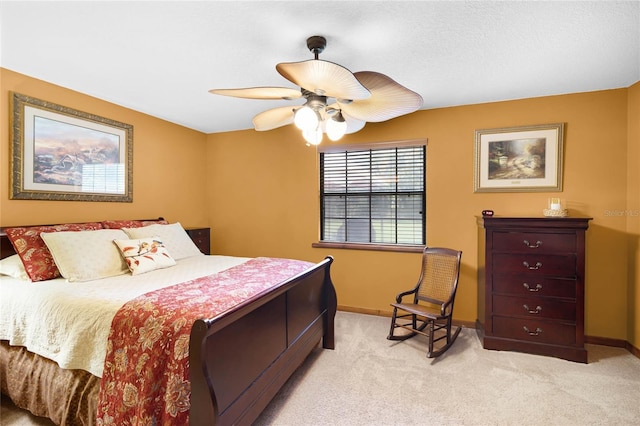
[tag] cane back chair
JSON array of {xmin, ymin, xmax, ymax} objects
[{"xmin": 387, "ymin": 247, "xmax": 463, "ymax": 357}]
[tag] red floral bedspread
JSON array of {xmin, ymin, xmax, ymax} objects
[{"xmin": 96, "ymin": 257, "xmax": 313, "ymax": 426}]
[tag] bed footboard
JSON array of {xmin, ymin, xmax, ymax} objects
[{"xmin": 189, "ymin": 256, "xmax": 336, "ymax": 426}]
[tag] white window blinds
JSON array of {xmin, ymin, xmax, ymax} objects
[{"xmin": 320, "ymin": 144, "xmax": 426, "ymax": 245}]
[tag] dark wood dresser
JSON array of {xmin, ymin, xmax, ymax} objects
[
  {"xmin": 186, "ymin": 227, "xmax": 211, "ymax": 255},
  {"xmin": 476, "ymin": 216, "xmax": 591, "ymax": 363}
]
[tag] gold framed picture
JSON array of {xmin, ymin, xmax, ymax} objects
[
  {"xmin": 474, "ymin": 123, "xmax": 564, "ymax": 193},
  {"xmin": 10, "ymin": 92, "xmax": 133, "ymax": 202}
]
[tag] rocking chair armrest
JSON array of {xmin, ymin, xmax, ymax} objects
[
  {"xmin": 440, "ymin": 298, "xmax": 454, "ymax": 316},
  {"xmin": 395, "ymin": 289, "xmax": 417, "ymax": 303}
]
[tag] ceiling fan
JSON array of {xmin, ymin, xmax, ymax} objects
[{"xmin": 209, "ymin": 35, "xmax": 423, "ymax": 145}]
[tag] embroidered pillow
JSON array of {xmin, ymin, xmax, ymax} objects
[
  {"xmin": 0, "ymin": 254, "xmax": 30, "ymax": 281},
  {"xmin": 5, "ymin": 222, "xmax": 103, "ymax": 282},
  {"xmin": 40, "ymin": 229, "xmax": 129, "ymax": 282},
  {"xmin": 113, "ymin": 237, "xmax": 176, "ymax": 275},
  {"xmin": 122, "ymin": 222, "xmax": 203, "ymax": 260},
  {"xmin": 101, "ymin": 219, "xmax": 168, "ymax": 229}
]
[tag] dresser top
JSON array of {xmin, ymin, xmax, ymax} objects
[{"xmin": 477, "ymin": 216, "xmax": 592, "ymax": 230}]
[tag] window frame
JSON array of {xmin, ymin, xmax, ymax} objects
[{"xmin": 313, "ymin": 139, "xmax": 427, "ymax": 253}]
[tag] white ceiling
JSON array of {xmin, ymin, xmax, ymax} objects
[{"xmin": 1, "ymin": 1, "xmax": 638, "ymax": 134}]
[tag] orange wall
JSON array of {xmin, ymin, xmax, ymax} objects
[
  {"xmin": 206, "ymin": 88, "xmax": 633, "ymax": 341},
  {"xmin": 0, "ymin": 68, "xmax": 208, "ymax": 227},
  {"xmin": 1, "ymin": 67, "xmax": 637, "ymax": 343},
  {"xmin": 627, "ymin": 81, "xmax": 640, "ymax": 348}
]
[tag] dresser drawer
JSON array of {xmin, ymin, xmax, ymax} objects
[
  {"xmin": 492, "ymin": 316, "xmax": 577, "ymax": 346},
  {"xmin": 493, "ymin": 231, "xmax": 577, "ymax": 254},
  {"xmin": 493, "ymin": 253, "xmax": 576, "ymax": 276},
  {"xmin": 493, "ymin": 274, "xmax": 577, "ymax": 298},
  {"xmin": 493, "ymin": 295, "xmax": 576, "ymax": 321}
]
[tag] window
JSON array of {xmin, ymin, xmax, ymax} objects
[{"xmin": 319, "ymin": 141, "xmax": 426, "ymax": 247}]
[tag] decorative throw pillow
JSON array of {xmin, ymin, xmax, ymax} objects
[
  {"xmin": 5, "ymin": 222, "xmax": 103, "ymax": 282},
  {"xmin": 113, "ymin": 237, "xmax": 176, "ymax": 275},
  {"xmin": 122, "ymin": 222, "xmax": 203, "ymax": 260},
  {"xmin": 40, "ymin": 229, "xmax": 129, "ymax": 282},
  {"xmin": 0, "ymin": 254, "xmax": 30, "ymax": 280},
  {"xmin": 101, "ymin": 219, "xmax": 168, "ymax": 229}
]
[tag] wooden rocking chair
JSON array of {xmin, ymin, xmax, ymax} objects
[{"xmin": 387, "ymin": 247, "xmax": 463, "ymax": 358}]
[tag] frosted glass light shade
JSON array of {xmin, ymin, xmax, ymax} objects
[
  {"xmin": 302, "ymin": 127, "xmax": 323, "ymax": 145},
  {"xmin": 294, "ymin": 106, "xmax": 319, "ymax": 131},
  {"xmin": 326, "ymin": 115, "xmax": 347, "ymax": 141}
]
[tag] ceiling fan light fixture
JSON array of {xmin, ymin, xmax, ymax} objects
[
  {"xmin": 210, "ymin": 35, "xmax": 422, "ymax": 147},
  {"xmin": 326, "ymin": 111, "xmax": 347, "ymax": 141},
  {"xmin": 294, "ymin": 106, "xmax": 320, "ymax": 131},
  {"xmin": 302, "ymin": 127, "xmax": 323, "ymax": 146}
]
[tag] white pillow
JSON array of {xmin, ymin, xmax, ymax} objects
[
  {"xmin": 113, "ymin": 237, "xmax": 176, "ymax": 275},
  {"xmin": 0, "ymin": 254, "xmax": 30, "ymax": 280},
  {"xmin": 40, "ymin": 229, "xmax": 129, "ymax": 282},
  {"xmin": 122, "ymin": 222, "xmax": 203, "ymax": 260}
]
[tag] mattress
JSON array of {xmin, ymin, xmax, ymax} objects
[{"xmin": 0, "ymin": 255, "xmax": 250, "ymax": 377}]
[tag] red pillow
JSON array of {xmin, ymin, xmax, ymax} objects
[
  {"xmin": 5, "ymin": 222, "xmax": 103, "ymax": 282},
  {"xmin": 101, "ymin": 219, "xmax": 168, "ymax": 229}
]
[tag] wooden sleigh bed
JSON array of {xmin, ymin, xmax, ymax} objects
[{"xmin": 0, "ymin": 219, "xmax": 337, "ymax": 425}]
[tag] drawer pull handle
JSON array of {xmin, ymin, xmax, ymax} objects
[
  {"xmin": 523, "ymin": 326, "xmax": 543, "ymax": 336},
  {"xmin": 523, "ymin": 304, "xmax": 543, "ymax": 314},
  {"xmin": 523, "ymin": 239, "xmax": 542, "ymax": 248},
  {"xmin": 523, "ymin": 261, "xmax": 542, "ymax": 270},
  {"xmin": 523, "ymin": 283, "xmax": 543, "ymax": 292}
]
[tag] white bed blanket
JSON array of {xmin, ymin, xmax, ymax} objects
[{"xmin": 0, "ymin": 255, "xmax": 249, "ymax": 377}]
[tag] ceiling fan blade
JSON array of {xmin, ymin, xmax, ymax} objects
[
  {"xmin": 276, "ymin": 60, "xmax": 370, "ymax": 101},
  {"xmin": 339, "ymin": 71, "xmax": 423, "ymax": 122},
  {"xmin": 253, "ymin": 106, "xmax": 295, "ymax": 131},
  {"xmin": 344, "ymin": 113, "xmax": 366, "ymax": 134},
  {"xmin": 209, "ymin": 87, "xmax": 302, "ymax": 100}
]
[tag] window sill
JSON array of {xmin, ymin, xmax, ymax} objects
[{"xmin": 312, "ymin": 241, "xmax": 425, "ymax": 253}]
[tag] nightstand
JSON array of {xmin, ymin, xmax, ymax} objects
[{"xmin": 185, "ymin": 227, "xmax": 210, "ymax": 255}]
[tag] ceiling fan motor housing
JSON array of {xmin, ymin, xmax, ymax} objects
[{"xmin": 307, "ymin": 35, "xmax": 326, "ymax": 58}]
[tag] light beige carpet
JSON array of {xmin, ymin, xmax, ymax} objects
[
  {"xmin": 255, "ymin": 311, "xmax": 640, "ymax": 425},
  {"xmin": 2, "ymin": 311, "xmax": 639, "ymax": 425}
]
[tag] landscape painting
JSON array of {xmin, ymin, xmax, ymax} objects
[
  {"xmin": 487, "ymin": 137, "xmax": 546, "ymax": 180},
  {"xmin": 33, "ymin": 116, "xmax": 122, "ymax": 187}
]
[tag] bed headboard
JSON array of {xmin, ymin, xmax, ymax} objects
[
  {"xmin": 0, "ymin": 218, "xmax": 166, "ymax": 260},
  {"xmin": 0, "ymin": 232, "xmax": 15, "ymax": 260}
]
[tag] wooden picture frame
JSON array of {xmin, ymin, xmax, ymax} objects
[
  {"xmin": 10, "ymin": 92, "xmax": 133, "ymax": 202},
  {"xmin": 474, "ymin": 123, "xmax": 564, "ymax": 193}
]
